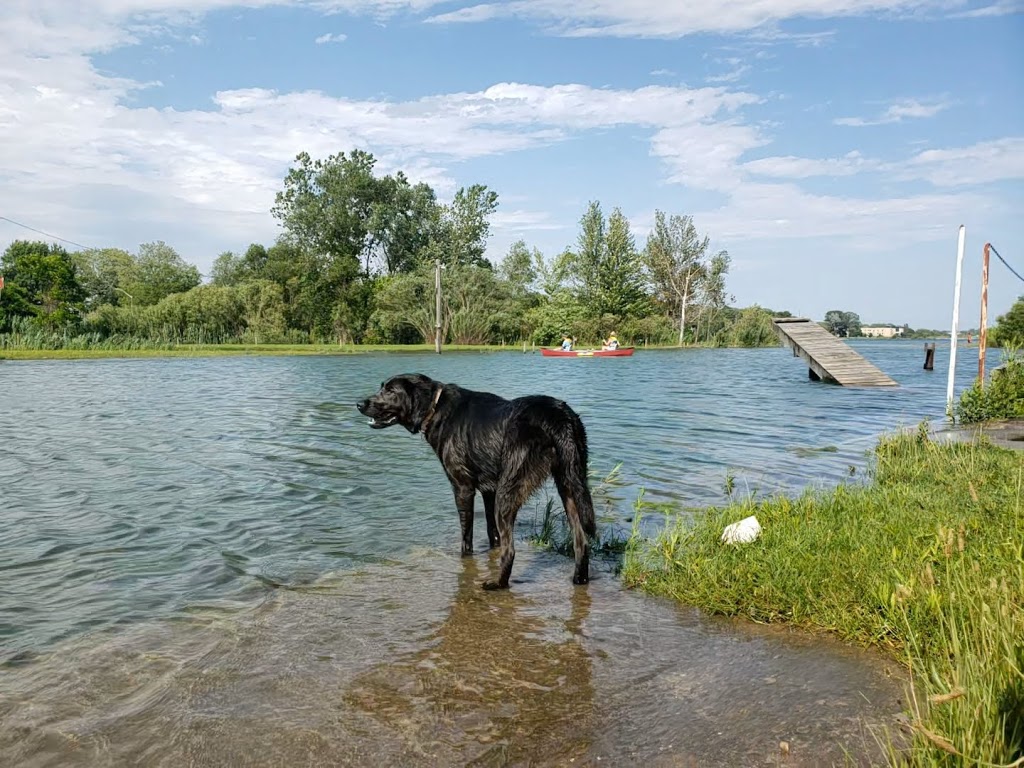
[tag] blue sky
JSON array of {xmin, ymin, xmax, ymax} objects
[{"xmin": 1, "ymin": 1, "xmax": 1022, "ymax": 328}]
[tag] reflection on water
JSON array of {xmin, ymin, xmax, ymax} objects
[
  {"xmin": 344, "ymin": 555, "xmax": 597, "ymax": 765},
  {"xmin": 0, "ymin": 548, "xmax": 902, "ymax": 766}
]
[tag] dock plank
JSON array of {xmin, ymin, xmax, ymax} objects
[{"xmin": 771, "ymin": 318, "xmax": 898, "ymax": 388}]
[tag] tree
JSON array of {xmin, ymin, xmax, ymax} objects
[
  {"xmin": 500, "ymin": 240, "xmax": 539, "ymax": 293},
  {"xmin": 423, "ymin": 184, "xmax": 500, "ymax": 268},
  {"xmin": 693, "ymin": 251, "xmax": 733, "ymax": 344},
  {"xmin": 123, "ymin": 241, "xmax": 201, "ymax": 306},
  {"xmin": 366, "ymin": 174, "xmax": 439, "ymax": 275},
  {"xmin": 823, "ymin": 310, "xmax": 862, "ymax": 338},
  {"xmin": 0, "ymin": 240, "xmax": 84, "ymax": 328},
  {"xmin": 236, "ymin": 280, "xmax": 286, "ymax": 344},
  {"xmin": 599, "ymin": 208, "xmax": 649, "ymax": 318},
  {"xmin": 991, "ymin": 296, "xmax": 1024, "ymax": 347},
  {"xmin": 370, "ymin": 268, "xmax": 437, "ymax": 343},
  {"xmin": 272, "ymin": 150, "xmax": 379, "ymax": 272},
  {"xmin": 211, "ymin": 251, "xmax": 245, "ymax": 287},
  {"xmin": 73, "ymin": 248, "xmax": 135, "ymax": 308},
  {"xmin": 644, "ymin": 211, "xmax": 724, "ymax": 346},
  {"xmin": 563, "ymin": 201, "xmax": 649, "ymax": 322}
]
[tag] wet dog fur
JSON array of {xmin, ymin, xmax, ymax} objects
[{"xmin": 357, "ymin": 374, "xmax": 596, "ymax": 590}]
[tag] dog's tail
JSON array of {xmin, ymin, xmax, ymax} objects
[{"xmin": 551, "ymin": 405, "xmax": 596, "ymax": 538}]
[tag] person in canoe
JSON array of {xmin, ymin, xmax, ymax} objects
[
  {"xmin": 561, "ymin": 334, "xmax": 574, "ymax": 351},
  {"xmin": 602, "ymin": 332, "xmax": 619, "ymax": 351}
]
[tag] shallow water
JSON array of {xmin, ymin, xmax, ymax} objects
[{"xmin": 0, "ymin": 341, "xmax": 979, "ymax": 764}]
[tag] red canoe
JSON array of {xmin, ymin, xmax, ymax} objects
[{"xmin": 540, "ymin": 347, "xmax": 635, "ymax": 357}]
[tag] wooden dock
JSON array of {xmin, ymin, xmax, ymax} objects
[{"xmin": 772, "ymin": 318, "xmax": 898, "ymax": 387}]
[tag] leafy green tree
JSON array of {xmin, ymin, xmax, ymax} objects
[
  {"xmin": 144, "ymin": 285, "xmax": 244, "ymax": 343},
  {"xmin": 823, "ymin": 310, "xmax": 862, "ymax": 338},
  {"xmin": 991, "ymin": 296, "xmax": 1024, "ymax": 347},
  {"xmin": 444, "ymin": 264, "xmax": 511, "ymax": 344},
  {"xmin": 498, "ymin": 240, "xmax": 543, "ymax": 341},
  {"xmin": 693, "ymin": 251, "xmax": 732, "ymax": 344},
  {"xmin": 644, "ymin": 211, "xmax": 724, "ymax": 345},
  {"xmin": 563, "ymin": 201, "xmax": 649, "ymax": 323},
  {"xmin": 500, "ymin": 240, "xmax": 539, "ymax": 292},
  {"xmin": 236, "ymin": 280, "xmax": 286, "ymax": 344},
  {"xmin": 369, "ymin": 268, "xmax": 437, "ymax": 343},
  {"xmin": 122, "ymin": 241, "xmax": 201, "ymax": 306},
  {"xmin": 211, "ymin": 251, "xmax": 245, "ymax": 287},
  {"xmin": 366, "ymin": 174, "xmax": 439, "ymax": 275},
  {"xmin": 73, "ymin": 248, "xmax": 135, "ymax": 308},
  {"xmin": 1, "ymin": 240, "xmax": 84, "ymax": 328},
  {"xmin": 600, "ymin": 208, "xmax": 649, "ymax": 318},
  {"xmin": 273, "ymin": 150, "xmax": 378, "ymax": 272},
  {"xmin": 423, "ymin": 184, "xmax": 500, "ymax": 268},
  {"xmin": 727, "ymin": 306, "xmax": 779, "ymax": 347}
]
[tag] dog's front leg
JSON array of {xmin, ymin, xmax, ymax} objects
[{"xmin": 453, "ymin": 485, "xmax": 476, "ymax": 556}]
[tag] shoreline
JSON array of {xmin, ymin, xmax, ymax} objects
[
  {"xmin": 0, "ymin": 342, "xmax": 786, "ymax": 361},
  {"xmin": 621, "ymin": 429, "xmax": 1022, "ymax": 765}
]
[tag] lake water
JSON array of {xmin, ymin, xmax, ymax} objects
[{"xmin": 0, "ymin": 341, "xmax": 982, "ymax": 765}]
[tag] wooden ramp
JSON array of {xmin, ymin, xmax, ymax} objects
[{"xmin": 772, "ymin": 318, "xmax": 898, "ymax": 387}]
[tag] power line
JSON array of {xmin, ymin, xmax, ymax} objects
[
  {"xmin": 0, "ymin": 215, "xmax": 91, "ymax": 251},
  {"xmin": 991, "ymin": 244, "xmax": 1024, "ymax": 284}
]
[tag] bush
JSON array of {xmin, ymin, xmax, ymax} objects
[{"xmin": 956, "ymin": 348, "xmax": 1024, "ymax": 424}]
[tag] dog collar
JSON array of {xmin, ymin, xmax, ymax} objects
[{"xmin": 418, "ymin": 385, "xmax": 444, "ymax": 433}]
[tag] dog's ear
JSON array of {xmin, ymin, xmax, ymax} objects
[{"xmin": 402, "ymin": 375, "xmax": 439, "ymax": 433}]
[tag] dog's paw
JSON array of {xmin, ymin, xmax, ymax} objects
[
  {"xmin": 481, "ymin": 579, "xmax": 509, "ymax": 591},
  {"xmin": 572, "ymin": 574, "xmax": 590, "ymax": 585}
]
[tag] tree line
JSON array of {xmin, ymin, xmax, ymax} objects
[{"xmin": 1, "ymin": 149, "xmax": 796, "ymax": 349}]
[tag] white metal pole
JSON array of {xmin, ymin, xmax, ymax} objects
[{"xmin": 946, "ymin": 225, "xmax": 966, "ymax": 417}]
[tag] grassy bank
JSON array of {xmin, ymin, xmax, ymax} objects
[
  {"xmin": 623, "ymin": 428, "xmax": 1023, "ymax": 765},
  {"xmin": 0, "ymin": 341, "xmax": 783, "ymax": 361},
  {"xmin": 0, "ymin": 343, "xmax": 522, "ymax": 360}
]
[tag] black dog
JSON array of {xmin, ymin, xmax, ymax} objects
[{"xmin": 357, "ymin": 374, "xmax": 596, "ymax": 590}]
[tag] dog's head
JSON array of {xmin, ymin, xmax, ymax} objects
[{"xmin": 356, "ymin": 373, "xmax": 441, "ymax": 433}]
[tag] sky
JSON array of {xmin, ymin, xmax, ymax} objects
[{"xmin": 1, "ymin": 1, "xmax": 1022, "ymax": 328}]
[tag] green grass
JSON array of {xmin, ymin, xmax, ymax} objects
[
  {"xmin": 0, "ymin": 343, "xmax": 524, "ymax": 360},
  {"xmin": 623, "ymin": 426, "xmax": 1023, "ymax": 766}
]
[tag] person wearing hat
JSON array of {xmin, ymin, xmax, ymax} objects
[
  {"xmin": 560, "ymin": 334, "xmax": 574, "ymax": 351},
  {"xmin": 602, "ymin": 332, "xmax": 619, "ymax": 351}
]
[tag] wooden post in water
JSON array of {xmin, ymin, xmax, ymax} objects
[
  {"xmin": 924, "ymin": 343, "xmax": 936, "ymax": 371},
  {"xmin": 978, "ymin": 243, "xmax": 990, "ymax": 386}
]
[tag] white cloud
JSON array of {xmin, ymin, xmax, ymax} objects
[
  {"xmin": 835, "ymin": 97, "xmax": 951, "ymax": 126},
  {"xmin": 491, "ymin": 209, "xmax": 566, "ymax": 231},
  {"xmin": 0, "ymin": 0, "xmax": 1017, "ymax": 268},
  {"xmin": 425, "ymin": 0, "xmax": 956, "ymax": 37},
  {"xmin": 649, "ymin": 68, "xmax": 675, "ymax": 77},
  {"xmin": 706, "ymin": 59, "xmax": 752, "ymax": 83},
  {"xmin": 898, "ymin": 137, "xmax": 1024, "ymax": 186},
  {"xmin": 949, "ymin": 0, "xmax": 1023, "ymax": 17},
  {"xmin": 744, "ymin": 151, "xmax": 877, "ymax": 178},
  {"xmin": 315, "ymin": 32, "xmax": 348, "ymax": 43}
]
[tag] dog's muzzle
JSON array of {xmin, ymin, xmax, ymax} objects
[{"xmin": 357, "ymin": 398, "xmax": 397, "ymax": 429}]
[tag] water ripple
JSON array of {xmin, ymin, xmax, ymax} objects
[{"xmin": 0, "ymin": 341, "xmax": 978, "ymax": 659}]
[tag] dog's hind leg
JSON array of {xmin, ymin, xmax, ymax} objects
[
  {"xmin": 554, "ymin": 476, "xmax": 590, "ymax": 585},
  {"xmin": 482, "ymin": 491, "xmax": 499, "ymax": 549},
  {"xmin": 483, "ymin": 454, "xmax": 549, "ymax": 591},
  {"xmin": 452, "ymin": 483, "xmax": 476, "ymax": 556}
]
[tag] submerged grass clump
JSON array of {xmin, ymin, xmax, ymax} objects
[{"xmin": 623, "ymin": 427, "xmax": 1023, "ymax": 766}]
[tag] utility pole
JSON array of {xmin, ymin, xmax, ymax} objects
[
  {"xmin": 434, "ymin": 258, "xmax": 442, "ymax": 355},
  {"xmin": 978, "ymin": 242, "xmax": 990, "ymax": 385}
]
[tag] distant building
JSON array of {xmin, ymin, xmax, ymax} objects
[{"xmin": 861, "ymin": 325, "xmax": 905, "ymax": 338}]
